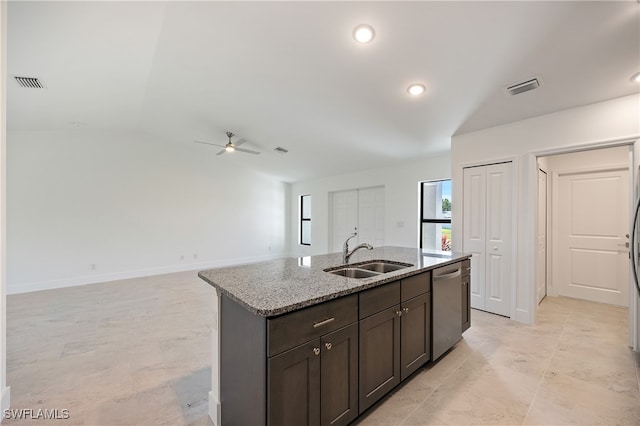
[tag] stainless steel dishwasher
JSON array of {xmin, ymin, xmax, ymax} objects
[{"xmin": 432, "ymin": 262, "xmax": 463, "ymax": 360}]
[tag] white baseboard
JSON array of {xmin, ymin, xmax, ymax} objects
[
  {"xmin": 1, "ymin": 386, "xmax": 10, "ymax": 422},
  {"xmin": 7, "ymin": 253, "xmax": 285, "ymax": 295},
  {"xmin": 208, "ymin": 391, "xmax": 221, "ymax": 426}
]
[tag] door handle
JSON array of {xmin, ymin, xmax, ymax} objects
[{"xmin": 618, "ymin": 242, "xmax": 630, "ymax": 248}]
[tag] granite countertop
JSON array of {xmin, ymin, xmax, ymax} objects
[{"xmin": 198, "ymin": 246, "xmax": 470, "ymax": 317}]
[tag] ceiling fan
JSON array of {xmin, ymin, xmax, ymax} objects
[{"xmin": 194, "ymin": 131, "xmax": 260, "ymax": 156}]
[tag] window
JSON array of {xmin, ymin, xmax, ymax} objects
[
  {"xmin": 420, "ymin": 180, "xmax": 452, "ymax": 251},
  {"xmin": 300, "ymin": 195, "xmax": 311, "ymax": 246}
]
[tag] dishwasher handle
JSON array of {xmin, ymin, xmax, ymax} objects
[{"xmin": 433, "ymin": 268, "xmax": 462, "ymax": 280}]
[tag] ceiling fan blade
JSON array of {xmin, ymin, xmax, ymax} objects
[
  {"xmin": 216, "ymin": 149, "xmax": 227, "ymax": 156},
  {"xmin": 194, "ymin": 140, "xmax": 226, "ymax": 148},
  {"xmin": 233, "ymin": 138, "xmax": 247, "ymax": 147},
  {"xmin": 235, "ymin": 147, "xmax": 261, "ymax": 155}
]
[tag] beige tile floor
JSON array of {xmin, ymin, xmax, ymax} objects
[{"xmin": 4, "ymin": 270, "xmax": 640, "ymax": 425}]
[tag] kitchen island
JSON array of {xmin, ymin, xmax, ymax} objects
[{"xmin": 198, "ymin": 246, "xmax": 471, "ymax": 426}]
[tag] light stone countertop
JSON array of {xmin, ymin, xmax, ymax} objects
[{"xmin": 198, "ymin": 246, "xmax": 470, "ymax": 317}]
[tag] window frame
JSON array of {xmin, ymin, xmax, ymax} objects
[
  {"xmin": 419, "ymin": 179, "xmax": 452, "ymax": 250},
  {"xmin": 300, "ymin": 194, "xmax": 311, "ymax": 246}
]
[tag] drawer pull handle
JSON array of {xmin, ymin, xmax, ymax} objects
[
  {"xmin": 313, "ymin": 317, "xmax": 335, "ymax": 328},
  {"xmin": 403, "ymin": 307, "xmax": 409, "ymax": 313},
  {"xmin": 465, "ymin": 267, "xmax": 471, "ymax": 271},
  {"xmin": 325, "ymin": 342, "xmax": 332, "ymax": 350},
  {"xmin": 396, "ymin": 310, "xmax": 403, "ymax": 317},
  {"xmin": 313, "ymin": 347, "xmax": 320, "ymax": 356}
]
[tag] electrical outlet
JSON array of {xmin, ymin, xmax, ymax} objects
[
  {"xmin": 90, "ymin": 264, "xmax": 96, "ymax": 270},
  {"xmin": 193, "ymin": 253, "xmax": 198, "ymax": 259},
  {"xmin": 180, "ymin": 255, "xmax": 184, "ymax": 261}
]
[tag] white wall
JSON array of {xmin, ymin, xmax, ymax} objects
[
  {"xmin": 289, "ymin": 154, "xmax": 451, "ymax": 257},
  {"xmin": 7, "ymin": 130, "xmax": 290, "ymax": 294},
  {"xmin": 0, "ymin": 0, "xmax": 10, "ymax": 415},
  {"xmin": 452, "ymin": 94, "xmax": 640, "ymax": 325}
]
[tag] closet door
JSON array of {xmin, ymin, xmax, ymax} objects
[
  {"xmin": 484, "ymin": 163, "xmax": 512, "ymax": 317},
  {"xmin": 331, "ymin": 190, "xmax": 358, "ymax": 253},
  {"xmin": 463, "ymin": 167, "xmax": 487, "ymax": 311},
  {"xmin": 330, "ymin": 187, "xmax": 385, "ymax": 253},
  {"xmin": 358, "ymin": 187, "xmax": 385, "ymax": 249},
  {"xmin": 463, "ymin": 163, "xmax": 512, "ymax": 316}
]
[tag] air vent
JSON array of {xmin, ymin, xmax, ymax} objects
[
  {"xmin": 274, "ymin": 147, "xmax": 289, "ymax": 154},
  {"xmin": 506, "ymin": 77, "xmax": 540, "ymax": 96},
  {"xmin": 14, "ymin": 76, "xmax": 44, "ymax": 89}
]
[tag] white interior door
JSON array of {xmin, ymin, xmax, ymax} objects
[
  {"xmin": 484, "ymin": 163, "xmax": 512, "ymax": 316},
  {"xmin": 557, "ymin": 168, "xmax": 629, "ymax": 306},
  {"xmin": 463, "ymin": 167, "xmax": 487, "ymax": 311},
  {"xmin": 330, "ymin": 189, "xmax": 358, "ymax": 253},
  {"xmin": 330, "ymin": 187, "xmax": 384, "ymax": 253},
  {"xmin": 463, "ymin": 162, "xmax": 512, "ymax": 316},
  {"xmin": 537, "ymin": 169, "xmax": 548, "ymax": 304},
  {"xmin": 357, "ymin": 186, "xmax": 385, "ymax": 248}
]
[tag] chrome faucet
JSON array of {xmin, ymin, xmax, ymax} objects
[{"xmin": 343, "ymin": 231, "xmax": 373, "ymax": 263}]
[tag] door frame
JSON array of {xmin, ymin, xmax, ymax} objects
[
  {"xmin": 551, "ymin": 163, "xmax": 629, "ymax": 303},
  {"xmin": 529, "ymin": 137, "xmax": 639, "ymax": 350},
  {"xmin": 537, "ymin": 168, "xmax": 548, "ymax": 304},
  {"xmin": 460, "ymin": 156, "xmax": 518, "ymax": 319}
]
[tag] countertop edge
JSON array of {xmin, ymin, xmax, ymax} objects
[{"xmin": 199, "ymin": 252, "xmax": 471, "ymax": 317}]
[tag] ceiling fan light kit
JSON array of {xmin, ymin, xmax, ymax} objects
[{"xmin": 193, "ymin": 131, "xmax": 260, "ymax": 156}]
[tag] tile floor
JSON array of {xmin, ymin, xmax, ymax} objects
[{"xmin": 5, "ymin": 271, "xmax": 640, "ymax": 425}]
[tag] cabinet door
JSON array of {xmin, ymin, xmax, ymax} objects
[
  {"xmin": 400, "ymin": 293, "xmax": 431, "ymax": 381},
  {"xmin": 268, "ymin": 339, "xmax": 321, "ymax": 426},
  {"xmin": 320, "ymin": 324, "xmax": 358, "ymax": 426},
  {"xmin": 359, "ymin": 305, "xmax": 400, "ymax": 414}
]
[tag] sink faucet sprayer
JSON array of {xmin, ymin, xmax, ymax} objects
[{"xmin": 343, "ymin": 231, "xmax": 373, "ymax": 263}]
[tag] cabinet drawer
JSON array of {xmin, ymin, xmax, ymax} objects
[
  {"xmin": 359, "ymin": 281, "xmax": 400, "ymax": 319},
  {"xmin": 268, "ymin": 295, "xmax": 357, "ymax": 357},
  {"xmin": 401, "ymin": 271, "xmax": 431, "ymax": 301}
]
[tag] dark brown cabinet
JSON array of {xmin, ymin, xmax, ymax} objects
[
  {"xmin": 320, "ymin": 324, "xmax": 359, "ymax": 426},
  {"xmin": 268, "ymin": 323, "xmax": 358, "ymax": 426},
  {"xmin": 268, "ymin": 339, "xmax": 321, "ymax": 426},
  {"xmin": 462, "ymin": 259, "xmax": 471, "ymax": 332},
  {"xmin": 358, "ymin": 272, "xmax": 431, "ymax": 413},
  {"xmin": 358, "ymin": 304, "xmax": 401, "ymax": 413},
  {"xmin": 400, "ymin": 292, "xmax": 431, "ymax": 381}
]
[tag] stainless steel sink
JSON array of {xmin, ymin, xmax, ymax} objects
[
  {"xmin": 357, "ymin": 261, "xmax": 412, "ymax": 273},
  {"xmin": 325, "ymin": 260, "xmax": 413, "ymax": 279},
  {"xmin": 328, "ymin": 268, "xmax": 380, "ymax": 278}
]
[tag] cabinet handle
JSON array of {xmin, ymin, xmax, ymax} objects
[
  {"xmin": 325, "ymin": 342, "xmax": 332, "ymax": 350},
  {"xmin": 396, "ymin": 310, "xmax": 402, "ymax": 317},
  {"xmin": 313, "ymin": 347, "xmax": 320, "ymax": 356},
  {"xmin": 403, "ymin": 307, "xmax": 409, "ymax": 313},
  {"xmin": 313, "ymin": 317, "xmax": 335, "ymax": 328}
]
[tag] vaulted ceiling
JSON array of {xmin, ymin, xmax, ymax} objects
[{"xmin": 7, "ymin": 1, "xmax": 640, "ymax": 182}]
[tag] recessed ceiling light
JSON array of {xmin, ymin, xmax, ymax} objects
[
  {"xmin": 407, "ymin": 84, "xmax": 426, "ymax": 96},
  {"xmin": 353, "ymin": 24, "xmax": 375, "ymax": 43},
  {"xmin": 631, "ymin": 72, "xmax": 640, "ymax": 83}
]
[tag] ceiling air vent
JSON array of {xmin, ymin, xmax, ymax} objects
[
  {"xmin": 14, "ymin": 76, "xmax": 44, "ymax": 89},
  {"xmin": 506, "ymin": 77, "xmax": 540, "ymax": 96},
  {"xmin": 274, "ymin": 147, "xmax": 289, "ymax": 154}
]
